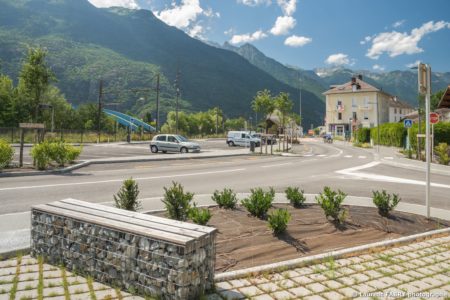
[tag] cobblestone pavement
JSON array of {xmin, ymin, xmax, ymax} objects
[
  {"xmin": 210, "ymin": 235, "xmax": 450, "ymax": 300},
  {"xmin": 0, "ymin": 255, "xmax": 143, "ymax": 300}
]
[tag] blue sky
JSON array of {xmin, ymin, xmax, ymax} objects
[{"xmin": 88, "ymin": 0, "xmax": 450, "ymax": 72}]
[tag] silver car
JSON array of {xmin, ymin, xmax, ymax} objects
[{"xmin": 150, "ymin": 134, "xmax": 201, "ymax": 153}]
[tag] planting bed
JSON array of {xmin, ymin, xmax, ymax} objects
[{"xmin": 150, "ymin": 204, "xmax": 448, "ymax": 273}]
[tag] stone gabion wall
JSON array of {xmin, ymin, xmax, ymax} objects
[{"xmin": 31, "ymin": 210, "xmax": 216, "ymax": 300}]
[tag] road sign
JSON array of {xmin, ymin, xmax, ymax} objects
[
  {"xmin": 403, "ymin": 119, "xmax": 413, "ymax": 128},
  {"xmin": 430, "ymin": 112, "xmax": 439, "ymax": 124},
  {"xmin": 19, "ymin": 123, "xmax": 45, "ymax": 129}
]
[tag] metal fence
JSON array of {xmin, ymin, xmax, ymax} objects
[{"xmin": 0, "ymin": 127, "xmax": 154, "ymax": 144}]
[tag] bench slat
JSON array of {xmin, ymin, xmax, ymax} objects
[
  {"xmin": 50, "ymin": 201, "xmax": 206, "ymax": 240},
  {"xmin": 62, "ymin": 198, "xmax": 216, "ymax": 234},
  {"xmin": 32, "ymin": 204, "xmax": 193, "ymax": 246}
]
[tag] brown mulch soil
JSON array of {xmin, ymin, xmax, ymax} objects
[{"xmin": 151, "ymin": 204, "xmax": 448, "ymax": 272}]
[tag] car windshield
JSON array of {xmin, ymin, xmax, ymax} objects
[{"xmin": 176, "ymin": 135, "xmax": 188, "ymax": 142}]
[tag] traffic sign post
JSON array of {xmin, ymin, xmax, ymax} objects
[
  {"xmin": 430, "ymin": 112, "xmax": 439, "ymax": 163},
  {"xmin": 404, "ymin": 119, "xmax": 413, "ymax": 150}
]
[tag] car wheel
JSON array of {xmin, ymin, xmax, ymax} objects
[
  {"xmin": 162, "ymin": 150, "xmax": 167, "ymax": 153},
  {"xmin": 228, "ymin": 141, "xmax": 235, "ymax": 147},
  {"xmin": 180, "ymin": 147, "xmax": 188, "ymax": 153},
  {"xmin": 150, "ymin": 145, "xmax": 158, "ymax": 153}
]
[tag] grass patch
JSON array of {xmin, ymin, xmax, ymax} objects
[
  {"xmin": 9, "ymin": 253, "xmax": 22, "ymax": 300},
  {"xmin": 87, "ymin": 276, "xmax": 97, "ymax": 300},
  {"xmin": 37, "ymin": 256, "xmax": 44, "ymax": 300},
  {"xmin": 60, "ymin": 266, "xmax": 70, "ymax": 300}
]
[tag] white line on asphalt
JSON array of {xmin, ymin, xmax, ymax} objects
[
  {"xmin": 344, "ymin": 155, "xmax": 353, "ymax": 158},
  {"xmin": 358, "ymin": 156, "xmax": 367, "ymax": 159},
  {"xmin": 317, "ymin": 154, "xmax": 326, "ymax": 157},
  {"xmin": 261, "ymin": 163, "xmax": 291, "ymax": 168},
  {"xmin": 336, "ymin": 161, "xmax": 450, "ymax": 189},
  {"xmin": 0, "ymin": 168, "xmax": 245, "ymax": 191},
  {"xmin": 384, "ymin": 157, "xmax": 394, "ymax": 160}
]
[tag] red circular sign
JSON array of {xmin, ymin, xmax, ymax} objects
[{"xmin": 430, "ymin": 112, "xmax": 439, "ymax": 124}]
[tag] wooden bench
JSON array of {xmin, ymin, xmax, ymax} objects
[{"xmin": 31, "ymin": 199, "xmax": 217, "ymax": 299}]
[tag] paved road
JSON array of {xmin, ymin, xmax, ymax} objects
[
  {"xmin": 2, "ymin": 139, "xmax": 449, "ymax": 215},
  {"xmin": 13, "ymin": 139, "xmax": 235, "ymax": 164}
]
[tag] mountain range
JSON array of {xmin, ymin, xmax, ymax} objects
[{"xmin": 0, "ymin": 0, "xmax": 449, "ymax": 129}]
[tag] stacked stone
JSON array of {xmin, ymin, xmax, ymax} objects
[{"xmin": 31, "ymin": 204, "xmax": 216, "ymax": 300}]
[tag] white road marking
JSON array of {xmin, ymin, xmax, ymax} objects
[
  {"xmin": 0, "ymin": 168, "xmax": 245, "ymax": 192},
  {"xmin": 358, "ymin": 156, "xmax": 367, "ymax": 159},
  {"xmin": 317, "ymin": 154, "xmax": 326, "ymax": 157},
  {"xmin": 384, "ymin": 157, "xmax": 394, "ymax": 160},
  {"xmin": 336, "ymin": 161, "xmax": 450, "ymax": 189},
  {"xmin": 344, "ymin": 155, "xmax": 353, "ymax": 158},
  {"xmin": 261, "ymin": 163, "xmax": 291, "ymax": 168}
]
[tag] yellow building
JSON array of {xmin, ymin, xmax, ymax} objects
[{"xmin": 323, "ymin": 75, "xmax": 414, "ymax": 137}]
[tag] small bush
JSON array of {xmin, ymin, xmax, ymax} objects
[
  {"xmin": 48, "ymin": 142, "xmax": 67, "ymax": 167},
  {"xmin": 435, "ymin": 143, "xmax": 450, "ymax": 165},
  {"xmin": 211, "ymin": 188, "xmax": 238, "ymax": 209},
  {"xmin": 285, "ymin": 187, "xmax": 305, "ymax": 208},
  {"xmin": 0, "ymin": 139, "xmax": 14, "ymax": 170},
  {"xmin": 372, "ymin": 190, "xmax": 400, "ymax": 217},
  {"xmin": 355, "ymin": 128, "xmax": 371, "ymax": 143},
  {"xmin": 114, "ymin": 178, "xmax": 141, "ymax": 211},
  {"xmin": 241, "ymin": 187, "xmax": 274, "ymax": 219},
  {"xmin": 162, "ymin": 182, "xmax": 194, "ymax": 221},
  {"xmin": 315, "ymin": 187, "xmax": 347, "ymax": 224},
  {"xmin": 268, "ymin": 208, "xmax": 291, "ymax": 234},
  {"xmin": 30, "ymin": 142, "xmax": 51, "ymax": 170},
  {"xmin": 66, "ymin": 145, "xmax": 82, "ymax": 163},
  {"xmin": 189, "ymin": 204, "xmax": 212, "ymax": 225}
]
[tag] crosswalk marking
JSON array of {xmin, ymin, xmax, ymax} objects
[
  {"xmin": 344, "ymin": 155, "xmax": 353, "ymax": 158},
  {"xmin": 358, "ymin": 156, "xmax": 366, "ymax": 159}
]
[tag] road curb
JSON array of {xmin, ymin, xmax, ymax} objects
[
  {"xmin": 0, "ymin": 153, "xmax": 252, "ymax": 177},
  {"xmin": 214, "ymin": 227, "xmax": 450, "ymax": 282},
  {"xmin": 0, "ymin": 248, "xmax": 31, "ymax": 260}
]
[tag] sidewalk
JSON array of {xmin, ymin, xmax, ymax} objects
[
  {"xmin": 1, "ymin": 235, "xmax": 448, "ymax": 300},
  {"xmin": 209, "ymin": 235, "xmax": 450, "ymax": 300}
]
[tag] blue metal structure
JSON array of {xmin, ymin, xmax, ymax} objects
[{"xmin": 102, "ymin": 109, "xmax": 156, "ymax": 132}]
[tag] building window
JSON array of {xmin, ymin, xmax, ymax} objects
[
  {"xmin": 338, "ymin": 113, "xmax": 342, "ymax": 120},
  {"xmin": 364, "ymin": 112, "xmax": 369, "ymax": 120},
  {"xmin": 394, "ymin": 108, "xmax": 397, "ymax": 114},
  {"xmin": 399, "ymin": 109, "xmax": 402, "ymax": 114},
  {"xmin": 352, "ymin": 112, "xmax": 357, "ymax": 120}
]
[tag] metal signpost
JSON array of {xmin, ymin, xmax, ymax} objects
[
  {"xmin": 403, "ymin": 119, "xmax": 412, "ymax": 150},
  {"xmin": 430, "ymin": 112, "xmax": 439, "ymax": 162},
  {"xmin": 418, "ymin": 62, "xmax": 431, "ymax": 218}
]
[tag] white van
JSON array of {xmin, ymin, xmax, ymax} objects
[{"xmin": 226, "ymin": 131, "xmax": 261, "ymax": 147}]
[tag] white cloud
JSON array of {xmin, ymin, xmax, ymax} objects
[
  {"xmin": 360, "ymin": 35, "xmax": 372, "ymax": 45},
  {"xmin": 88, "ymin": 0, "xmax": 139, "ymax": 9},
  {"xmin": 189, "ymin": 24, "xmax": 204, "ymax": 39},
  {"xmin": 237, "ymin": 0, "xmax": 271, "ymax": 6},
  {"xmin": 392, "ymin": 20, "xmax": 405, "ymax": 28},
  {"xmin": 372, "ymin": 64, "xmax": 385, "ymax": 71},
  {"xmin": 366, "ymin": 20, "xmax": 450, "ymax": 59},
  {"xmin": 276, "ymin": 0, "xmax": 296, "ymax": 16},
  {"xmin": 284, "ymin": 35, "xmax": 311, "ymax": 47},
  {"xmin": 230, "ymin": 30, "xmax": 268, "ymax": 44},
  {"xmin": 325, "ymin": 53, "xmax": 352, "ymax": 66},
  {"xmin": 406, "ymin": 60, "xmax": 421, "ymax": 68},
  {"xmin": 154, "ymin": 0, "xmax": 204, "ymax": 29},
  {"xmin": 270, "ymin": 16, "xmax": 296, "ymax": 35}
]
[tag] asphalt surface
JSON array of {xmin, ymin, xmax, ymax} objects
[
  {"xmin": 12, "ymin": 139, "xmax": 233, "ymax": 164},
  {"xmin": 2, "ymin": 139, "xmax": 450, "ymax": 215}
]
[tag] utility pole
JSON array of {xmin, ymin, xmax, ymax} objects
[
  {"xmin": 97, "ymin": 79, "xmax": 103, "ymax": 143},
  {"xmin": 298, "ymin": 74, "xmax": 302, "ymax": 128},
  {"xmin": 156, "ymin": 74, "xmax": 160, "ymax": 132},
  {"xmin": 215, "ymin": 107, "xmax": 219, "ymax": 135},
  {"xmin": 175, "ymin": 69, "xmax": 180, "ymax": 134}
]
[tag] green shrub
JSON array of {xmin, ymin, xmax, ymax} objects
[
  {"xmin": 285, "ymin": 187, "xmax": 305, "ymax": 208},
  {"xmin": 66, "ymin": 145, "xmax": 82, "ymax": 163},
  {"xmin": 0, "ymin": 139, "xmax": 14, "ymax": 170},
  {"xmin": 162, "ymin": 182, "xmax": 194, "ymax": 221},
  {"xmin": 30, "ymin": 142, "xmax": 51, "ymax": 170},
  {"xmin": 114, "ymin": 178, "xmax": 141, "ymax": 211},
  {"xmin": 241, "ymin": 187, "xmax": 274, "ymax": 219},
  {"xmin": 355, "ymin": 128, "xmax": 371, "ymax": 143},
  {"xmin": 372, "ymin": 190, "xmax": 400, "ymax": 217},
  {"xmin": 315, "ymin": 187, "xmax": 347, "ymax": 224},
  {"xmin": 48, "ymin": 142, "xmax": 69, "ymax": 167},
  {"xmin": 371, "ymin": 123, "xmax": 406, "ymax": 147},
  {"xmin": 267, "ymin": 208, "xmax": 291, "ymax": 235},
  {"xmin": 435, "ymin": 143, "xmax": 450, "ymax": 165},
  {"xmin": 211, "ymin": 188, "xmax": 238, "ymax": 209},
  {"xmin": 189, "ymin": 205, "xmax": 212, "ymax": 225}
]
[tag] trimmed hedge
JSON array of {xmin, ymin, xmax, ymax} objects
[
  {"xmin": 355, "ymin": 128, "xmax": 371, "ymax": 143},
  {"xmin": 409, "ymin": 122, "xmax": 450, "ymax": 150},
  {"xmin": 370, "ymin": 123, "xmax": 406, "ymax": 147}
]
